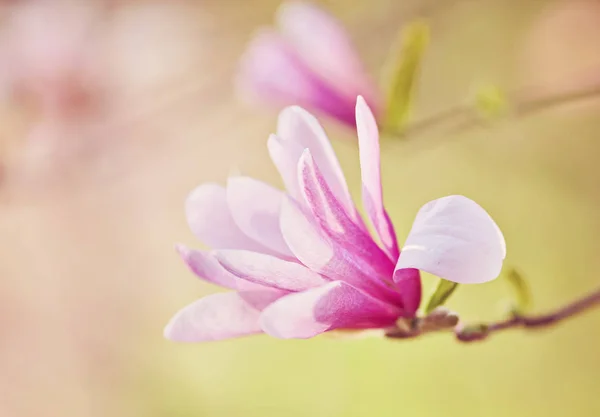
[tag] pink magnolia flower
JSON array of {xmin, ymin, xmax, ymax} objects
[
  {"xmin": 2, "ymin": 1, "xmax": 105, "ymax": 120},
  {"xmin": 0, "ymin": 1, "xmax": 107, "ymax": 185},
  {"xmin": 164, "ymin": 97, "xmax": 506, "ymax": 342},
  {"xmin": 236, "ymin": 1, "xmax": 381, "ymax": 127}
]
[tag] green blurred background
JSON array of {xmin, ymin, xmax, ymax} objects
[{"xmin": 1, "ymin": 0, "xmax": 600, "ymax": 416}]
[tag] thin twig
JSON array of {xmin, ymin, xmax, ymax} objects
[
  {"xmin": 456, "ymin": 286, "xmax": 600, "ymax": 342},
  {"xmin": 392, "ymin": 82, "xmax": 600, "ymax": 143},
  {"xmin": 385, "ymin": 286, "xmax": 600, "ymax": 342}
]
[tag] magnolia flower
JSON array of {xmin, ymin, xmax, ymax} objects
[
  {"xmin": 164, "ymin": 97, "xmax": 506, "ymax": 342},
  {"xmin": 236, "ymin": 1, "xmax": 381, "ymax": 127},
  {"xmin": 2, "ymin": 1, "xmax": 104, "ymax": 120},
  {"xmin": 0, "ymin": 1, "xmax": 107, "ymax": 186}
]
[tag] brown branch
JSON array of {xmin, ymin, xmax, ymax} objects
[
  {"xmin": 455, "ymin": 286, "xmax": 600, "ymax": 342},
  {"xmin": 385, "ymin": 286, "xmax": 600, "ymax": 342}
]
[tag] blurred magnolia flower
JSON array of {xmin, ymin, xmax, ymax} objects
[
  {"xmin": 2, "ymin": 1, "xmax": 105, "ymax": 120},
  {"xmin": 164, "ymin": 97, "xmax": 506, "ymax": 341},
  {"xmin": 236, "ymin": 1, "xmax": 381, "ymax": 127},
  {"xmin": 0, "ymin": 0, "xmax": 205, "ymax": 190},
  {"xmin": 0, "ymin": 0, "xmax": 108, "ymax": 185}
]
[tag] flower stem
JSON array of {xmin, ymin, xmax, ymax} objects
[
  {"xmin": 392, "ymin": 82, "xmax": 600, "ymax": 142},
  {"xmin": 456, "ymin": 286, "xmax": 600, "ymax": 342}
]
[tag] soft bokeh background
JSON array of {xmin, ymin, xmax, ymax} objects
[{"xmin": 1, "ymin": 0, "xmax": 600, "ymax": 416}]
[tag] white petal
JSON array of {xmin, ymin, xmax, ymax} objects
[
  {"xmin": 356, "ymin": 96, "xmax": 399, "ymax": 260},
  {"xmin": 185, "ymin": 183, "xmax": 266, "ymax": 251},
  {"xmin": 275, "ymin": 106, "xmax": 359, "ymax": 223},
  {"xmin": 395, "ymin": 196, "xmax": 506, "ymax": 284},
  {"xmin": 164, "ymin": 290, "xmax": 285, "ymax": 342},
  {"xmin": 226, "ymin": 176, "xmax": 292, "ymax": 256},
  {"xmin": 215, "ymin": 249, "xmax": 328, "ymax": 291}
]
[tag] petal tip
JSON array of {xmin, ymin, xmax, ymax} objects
[
  {"xmin": 175, "ymin": 243, "xmax": 186, "ymax": 253},
  {"xmin": 300, "ymin": 147, "xmax": 312, "ymax": 158},
  {"xmin": 225, "ymin": 174, "xmax": 247, "ymax": 187},
  {"xmin": 163, "ymin": 323, "xmax": 175, "ymax": 341},
  {"xmin": 396, "ymin": 194, "xmax": 507, "ymax": 285},
  {"xmin": 184, "ymin": 182, "xmax": 223, "ymax": 217},
  {"xmin": 276, "ymin": 1, "xmax": 317, "ymax": 25},
  {"xmin": 278, "ymin": 104, "xmax": 318, "ymax": 123},
  {"xmin": 279, "ymin": 104, "xmax": 312, "ymax": 121},
  {"xmin": 175, "ymin": 243, "xmax": 192, "ymax": 261},
  {"xmin": 163, "ymin": 313, "xmax": 185, "ymax": 342},
  {"xmin": 296, "ymin": 148, "xmax": 314, "ymax": 178}
]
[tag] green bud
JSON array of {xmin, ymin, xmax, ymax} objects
[
  {"xmin": 382, "ymin": 20, "xmax": 429, "ymax": 135},
  {"xmin": 474, "ymin": 84, "xmax": 508, "ymax": 120},
  {"xmin": 504, "ymin": 268, "xmax": 532, "ymax": 315},
  {"xmin": 424, "ymin": 278, "xmax": 458, "ymax": 314}
]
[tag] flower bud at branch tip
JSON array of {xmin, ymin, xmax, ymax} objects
[{"xmin": 455, "ymin": 323, "xmax": 490, "ymax": 342}]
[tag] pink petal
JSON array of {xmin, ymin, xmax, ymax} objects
[
  {"xmin": 185, "ymin": 183, "xmax": 268, "ymax": 252},
  {"xmin": 237, "ymin": 30, "xmax": 358, "ymax": 126},
  {"xmin": 215, "ymin": 250, "xmax": 328, "ymax": 291},
  {"xmin": 238, "ymin": 24, "xmax": 366, "ymax": 126},
  {"xmin": 164, "ymin": 290, "xmax": 285, "ymax": 342},
  {"xmin": 278, "ymin": 195, "xmax": 335, "ymax": 271},
  {"xmin": 393, "ymin": 268, "xmax": 422, "ymax": 316},
  {"xmin": 298, "ymin": 149, "xmax": 394, "ymax": 277},
  {"xmin": 276, "ymin": 1, "xmax": 380, "ymax": 110},
  {"xmin": 226, "ymin": 176, "xmax": 293, "ymax": 257},
  {"xmin": 176, "ymin": 245, "xmax": 269, "ymax": 292},
  {"xmin": 279, "ymin": 195, "xmax": 402, "ymax": 305},
  {"xmin": 355, "ymin": 96, "xmax": 400, "ymax": 261},
  {"xmin": 236, "ymin": 29, "xmax": 319, "ymax": 107},
  {"xmin": 267, "ymin": 133, "xmax": 305, "ymax": 200},
  {"xmin": 276, "ymin": 105, "xmax": 360, "ymax": 222},
  {"xmin": 176, "ymin": 245, "xmax": 237, "ymax": 289},
  {"xmin": 260, "ymin": 281, "xmax": 401, "ymax": 339},
  {"xmin": 395, "ymin": 195, "xmax": 506, "ymax": 284}
]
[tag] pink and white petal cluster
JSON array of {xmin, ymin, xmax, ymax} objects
[
  {"xmin": 164, "ymin": 97, "xmax": 506, "ymax": 342},
  {"xmin": 236, "ymin": 1, "xmax": 381, "ymax": 127}
]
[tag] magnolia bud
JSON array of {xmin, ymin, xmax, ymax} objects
[{"xmin": 455, "ymin": 324, "xmax": 490, "ymax": 342}]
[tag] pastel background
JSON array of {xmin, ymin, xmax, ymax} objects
[{"xmin": 1, "ymin": 0, "xmax": 599, "ymax": 416}]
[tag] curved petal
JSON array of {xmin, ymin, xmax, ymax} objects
[
  {"xmin": 276, "ymin": 105, "xmax": 359, "ymax": 222},
  {"xmin": 226, "ymin": 176, "xmax": 292, "ymax": 257},
  {"xmin": 176, "ymin": 245, "xmax": 269, "ymax": 292},
  {"xmin": 356, "ymin": 96, "xmax": 399, "ymax": 261},
  {"xmin": 279, "ymin": 196, "xmax": 402, "ymax": 305},
  {"xmin": 260, "ymin": 281, "xmax": 401, "ymax": 339},
  {"xmin": 393, "ymin": 268, "xmax": 422, "ymax": 316},
  {"xmin": 279, "ymin": 195, "xmax": 334, "ymax": 271},
  {"xmin": 276, "ymin": 1, "xmax": 380, "ymax": 110},
  {"xmin": 237, "ymin": 28, "xmax": 356, "ymax": 126},
  {"xmin": 164, "ymin": 290, "xmax": 285, "ymax": 342},
  {"xmin": 176, "ymin": 245, "xmax": 237, "ymax": 289},
  {"xmin": 298, "ymin": 149, "xmax": 395, "ymax": 278},
  {"xmin": 267, "ymin": 133, "xmax": 305, "ymax": 200},
  {"xmin": 394, "ymin": 195, "xmax": 506, "ymax": 284},
  {"xmin": 215, "ymin": 250, "xmax": 328, "ymax": 291},
  {"xmin": 185, "ymin": 183, "xmax": 267, "ymax": 252},
  {"xmin": 236, "ymin": 29, "xmax": 319, "ymax": 107}
]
